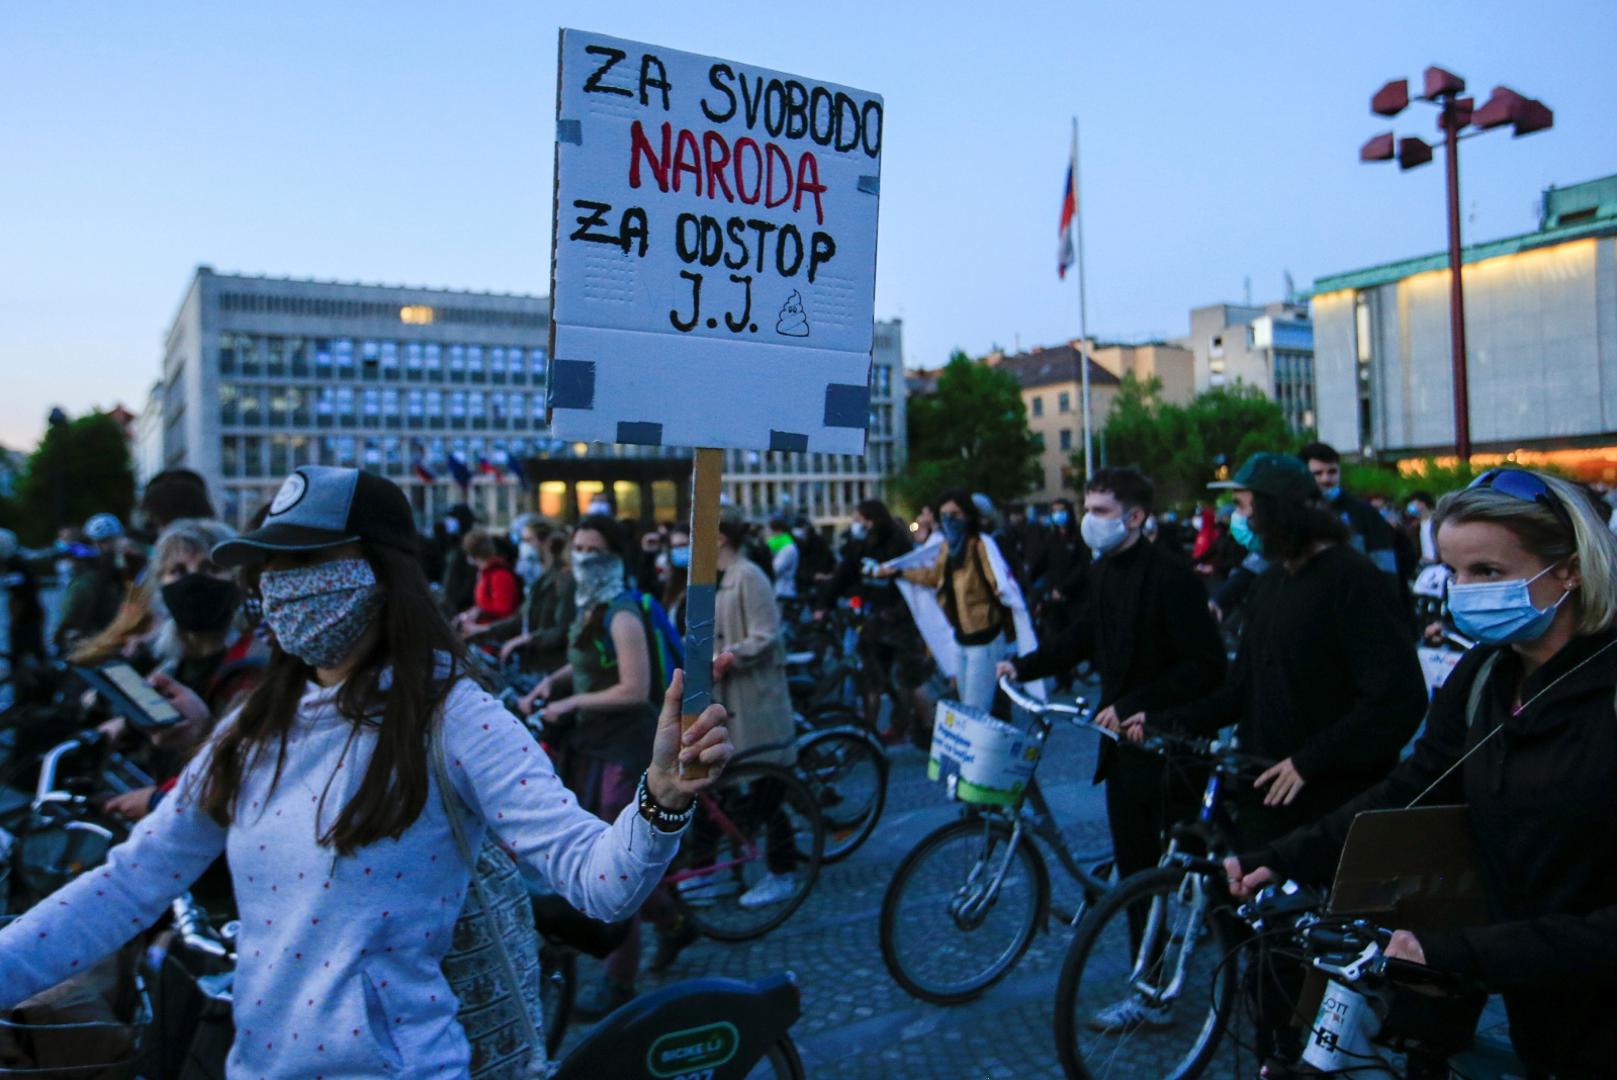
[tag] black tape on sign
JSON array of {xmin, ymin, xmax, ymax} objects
[
  {"xmin": 616, "ymin": 421, "xmax": 663, "ymax": 445},
  {"xmin": 823, "ymin": 383, "xmax": 871, "ymax": 428},
  {"xmin": 769, "ymin": 430, "xmax": 810, "ymax": 453},
  {"xmin": 556, "ymin": 119, "xmax": 583, "ymax": 145},
  {"xmin": 548, "ymin": 360, "xmax": 597, "ymax": 410},
  {"xmin": 857, "ymin": 175, "xmax": 880, "ymax": 195}
]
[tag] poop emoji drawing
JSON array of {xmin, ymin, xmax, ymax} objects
[{"xmin": 775, "ymin": 291, "xmax": 810, "ymax": 337}]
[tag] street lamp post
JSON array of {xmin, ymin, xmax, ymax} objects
[
  {"xmin": 1359, "ymin": 67, "xmax": 1553, "ymax": 463},
  {"xmin": 46, "ymin": 407, "xmax": 68, "ymax": 535}
]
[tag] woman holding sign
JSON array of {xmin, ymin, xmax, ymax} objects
[{"xmin": 0, "ymin": 467, "xmax": 733, "ymax": 1080}]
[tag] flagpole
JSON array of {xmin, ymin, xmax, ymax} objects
[{"xmin": 1073, "ymin": 116, "xmax": 1093, "ymax": 483}]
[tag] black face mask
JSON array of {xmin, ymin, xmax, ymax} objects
[{"xmin": 161, "ymin": 573, "xmax": 240, "ymax": 634}]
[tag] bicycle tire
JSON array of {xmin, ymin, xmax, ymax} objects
[
  {"xmin": 669, "ymin": 762, "xmax": 824, "ymax": 943},
  {"xmin": 745, "ymin": 1035, "xmax": 807, "ymax": 1079},
  {"xmin": 794, "ymin": 726, "xmax": 887, "ymax": 864},
  {"xmin": 541, "ymin": 944, "xmax": 575, "ymax": 1060},
  {"xmin": 879, "ymin": 815, "xmax": 1049, "ymax": 1005},
  {"xmin": 1054, "ymin": 865, "xmax": 1236, "ymax": 1080}
]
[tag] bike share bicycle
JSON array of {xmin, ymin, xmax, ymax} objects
[
  {"xmin": 1052, "ymin": 725, "xmax": 1525, "ymax": 1080},
  {"xmin": 1052, "ymin": 725, "xmax": 1270, "ymax": 1079},
  {"xmin": 879, "ymin": 676, "xmax": 1116, "ymax": 1004}
]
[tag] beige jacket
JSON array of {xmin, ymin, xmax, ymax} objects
[
  {"xmin": 902, "ymin": 536, "xmax": 1013, "ymax": 643},
  {"xmin": 713, "ymin": 557, "xmax": 797, "ymax": 765}
]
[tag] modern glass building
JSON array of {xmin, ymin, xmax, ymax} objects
[{"xmin": 144, "ymin": 268, "xmax": 905, "ymax": 529}]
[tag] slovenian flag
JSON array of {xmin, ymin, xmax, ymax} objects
[
  {"xmin": 476, "ymin": 455, "xmax": 501, "ymax": 479},
  {"xmin": 1058, "ymin": 126, "xmax": 1078, "ymax": 280},
  {"xmin": 445, "ymin": 454, "xmax": 472, "ymax": 489},
  {"xmin": 504, "ymin": 445, "xmax": 528, "ymax": 484}
]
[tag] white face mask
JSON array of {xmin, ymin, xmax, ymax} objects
[{"xmin": 1080, "ymin": 511, "xmax": 1131, "ymax": 555}]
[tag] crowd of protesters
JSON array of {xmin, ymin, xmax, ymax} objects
[{"xmin": 4, "ymin": 439, "xmax": 1617, "ymax": 1075}]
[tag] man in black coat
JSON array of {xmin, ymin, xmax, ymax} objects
[{"xmin": 1001, "ymin": 468, "xmax": 1226, "ymax": 885}]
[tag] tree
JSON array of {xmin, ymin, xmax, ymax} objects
[
  {"xmin": 10, "ymin": 412, "xmax": 136, "ymax": 545},
  {"xmin": 1092, "ymin": 377, "xmax": 1296, "ymax": 507},
  {"xmin": 896, "ymin": 351, "xmax": 1041, "ymax": 509}
]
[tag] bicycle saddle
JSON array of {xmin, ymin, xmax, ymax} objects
[
  {"xmin": 552, "ymin": 972, "xmax": 801, "ymax": 1080},
  {"xmin": 529, "ymin": 892, "xmax": 633, "ymax": 958}
]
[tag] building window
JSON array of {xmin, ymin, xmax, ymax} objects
[
  {"xmin": 219, "ymin": 384, "xmax": 239, "ymax": 425},
  {"xmin": 334, "ymin": 339, "xmax": 355, "ymax": 377},
  {"xmin": 448, "ymin": 345, "xmax": 466, "ymax": 379},
  {"xmin": 380, "ymin": 341, "xmax": 399, "ymax": 379},
  {"xmin": 1059, "ymin": 429, "xmax": 1072, "ymax": 451},
  {"xmin": 315, "ymin": 340, "xmax": 333, "ymax": 378},
  {"xmin": 425, "ymin": 343, "xmax": 443, "ymax": 379},
  {"xmin": 1210, "ymin": 334, "xmax": 1224, "ymax": 358},
  {"xmin": 529, "ymin": 348, "xmax": 548, "ymax": 380},
  {"xmin": 1354, "ymin": 293, "xmax": 1375, "ymax": 456},
  {"xmin": 467, "ymin": 346, "xmax": 485, "ymax": 382},
  {"xmin": 1031, "ymin": 395, "xmax": 1043, "ymax": 418},
  {"xmin": 407, "ymin": 389, "xmax": 424, "ymax": 419},
  {"xmin": 219, "ymin": 334, "xmax": 237, "ymax": 375},
  {"xmin": 1058, "ymin": 391, "xmax": 1071, "ymax": 414}
]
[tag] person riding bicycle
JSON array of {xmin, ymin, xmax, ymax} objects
[
  {"xmin": 53, "ymin": 512, "xmax": 130, "ymax": 654},
  {"xmin": 1129, "ymin": 453, "xmax": 1426, "ymax": 840},
  {"xmin": 1229, "ymin": 468, "xmax": 1617, "ymax": 1078},
  {"xmin": 518, "ymin": 514, "xmax": 688, "ymax": 1018},
  {"xmin": 817, "ymin": 499, "xmax": 936, "ymax": 743},
  {"xmin": 710, "ymin": 509, "xmax": 800, "ymax": 913},
  {"xmin": 997, "ymin": 467, "xmax": 1225, "ymax": 1032},
  {"xmin": 0, "ymin": 467, "xmax": 734, "ymax": 1080},
  {"xmin": 83, "ymin": 518, "xmax": 267, "ymax": 824},
  {"xmin": 885, "ymin": 490, "xmax": 1016, "ymax": 714}
]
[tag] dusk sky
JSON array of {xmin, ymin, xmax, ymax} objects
[{"xmin": 4, "ymin": 0, "xmax": 1614, "ymax": 449}]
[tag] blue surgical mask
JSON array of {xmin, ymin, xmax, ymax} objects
[
  {"xmin": 1448, "ymin": 561, "xmax": 1571, "ymax": 645},
  {"xmin": 1050, "ymin": 510, "xmax": 1070, "ymax": 528},
  {"xmin": 1322, "ymin": 485, "xmax": 1342, "ymax": 503},
  {"xmin": 1080, "ymin": 511, "xmax": 1129, "ymax": 556},
  {"xmin": 1406, "ymin": 501, "xmax": 1422, "ymax": 518},
  {"xmin": 940, "ymin": 516, "xmax": 967, "ymax": 548},
  {"xmin": 669, "ymin": 546, "xmax": 691, "ymax": 570},
  {"xmin": 849, "ymin": 521, "xmax": 868, "ymax": 541},
  {"xmin": 1230, "ymin": 511, "xmax": 1261, "ymax": 554}
]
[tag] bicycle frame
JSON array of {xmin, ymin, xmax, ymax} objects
[
  {"xmin": 664, "ymin": 789, "xmax": 761, "ymax": 888},
  {"xmin": 944, "ymin": 679, "xmax": 1116, "ymax": 924}
]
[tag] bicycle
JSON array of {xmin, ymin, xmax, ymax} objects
[
  {"xmin": 791, "ymin": 715, "xmax": 887, "ymax": 864},
  {"xmin": 878, "ymin": 675, "xmax": 1115, "ymax": 1004},
  {"xmin": 1052, "ymin": 726, "xmax": 1272, "ymax": 1079},
  {"xmin": 663, "ymin": 753, "xmax": 825, "ymax": 942}
]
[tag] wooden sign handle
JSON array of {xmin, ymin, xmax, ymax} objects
[{"xmin": 678, "ymin": 447, "xmax": 725, "ymax": 780}]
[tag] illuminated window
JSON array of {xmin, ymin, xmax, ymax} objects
[{"xmin": 400, "ymin": 305, "xmax": 435, "ymax": 325}]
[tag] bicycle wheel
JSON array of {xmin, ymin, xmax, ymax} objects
[
  {"xmin": 794, "ymin": 726, "xmax": 887, "ymax": 864},
  {"xmin": 741, "ymin": 1036, "xmax": 806, "ymax": 1079},
  {"xmin": 879, "ymin": 815, "xmax": 1048, "ymax": 1005},
  {"xmin": 669, "ymin": 763, "xmax": 824, "ymax": 943},
  {"xmin": 540, "ymin": 944, "xmax": 575, "ymax": 1060},
  {"xmin": 1055, "ymin": 865, "xmax": 1236, "ymax": 1080}
]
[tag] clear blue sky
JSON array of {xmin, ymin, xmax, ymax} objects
[{"xmin": 3, "ymin": 0, "xmax": 1613, "ymax": 449}]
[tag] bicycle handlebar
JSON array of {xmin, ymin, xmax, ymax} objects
[{"xmin": 995, "ymin": 676, "xmax": 1112, "ymax": 740}]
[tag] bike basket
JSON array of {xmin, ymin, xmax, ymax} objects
[
  {"xmin": 0, "ymin": 916, "xmax": 152, "ymax": 1078},
  {"xmin": 926, "ymin": 700, "xmax": 1040, "ymax": 806}
]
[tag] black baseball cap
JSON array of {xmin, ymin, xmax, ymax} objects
[
  {"xmin": 213, "ymin": 466, "xmax": 419, "ymax": 568},
  {"xmin": 1207, "ymin": 452, "xmax": 1321, "ymax": 504}
]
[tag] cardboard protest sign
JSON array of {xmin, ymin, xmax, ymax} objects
[{"xmin": 548, "ymin": 30, "xmax": 883, "ymax": 454}]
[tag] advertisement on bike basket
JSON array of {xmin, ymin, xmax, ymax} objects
[
  {"xmin": 927, "ymin": 701, "xmax": 1041, "ymax": 806},
  {"xmin": 548, "ymin": 29, "xmax": 883, "ymax": 455}
]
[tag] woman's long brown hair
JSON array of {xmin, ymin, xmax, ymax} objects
[{"xmin": 196, "ymin": 542, "xmax": 480, "ymax": 855}]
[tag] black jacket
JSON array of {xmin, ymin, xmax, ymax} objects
[
  {"xmin": 1155, "ymin": 544, "xmax": 1426, "ymax": 830},
  {"xmin": 1014, "ymin": 539, "xmax": 1225, "ymax": 779},
  {"xmin": 1024, "ymin": 525, "xmax": 1090, "ymax": 607},
  {"xmin": 1256, "ymin": 629, "xmax": 1617, "ymax": 1076}
]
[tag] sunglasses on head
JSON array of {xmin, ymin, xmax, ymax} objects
[{"xmin": 1467, "ymin": 468, "xmax": 1572, "ymax": 528}]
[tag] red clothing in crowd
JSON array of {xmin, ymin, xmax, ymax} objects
[{"xmin": 472, "ymin": 557, "xmax": 522, "ymax": 624}]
